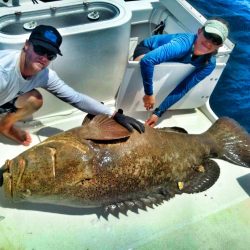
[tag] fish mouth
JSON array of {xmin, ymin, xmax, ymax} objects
[
  {"xmin": 0, "ymin": 160, "xmax": 10, "ymax": 186},
  {"xmin": 0, "ymin": 168, "xmax": 4, "ymax": 187},
  {"xmin": 1, "ymin": 160, "xmax": 13, "ymax": 198}
]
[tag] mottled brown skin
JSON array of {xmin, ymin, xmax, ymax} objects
[{"xmin": 2, "ymin": 115, "xmax": 249, "ymax": 207}]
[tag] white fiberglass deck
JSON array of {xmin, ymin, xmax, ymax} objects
[{"xmin": 0, "ymin": 105, "xmax": 249, "ymax": 250}]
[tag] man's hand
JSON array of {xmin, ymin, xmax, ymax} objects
[
  {"xmin": 145, "ymin": 114, "xmax": 159, "ymax": 127},
  {"xmin": 113, "ymin": 109, "xmax": 145, "ymax": 133},
  {"xmin": 143, "ymin": 95, "xmax": 155, "ymax": 110}
]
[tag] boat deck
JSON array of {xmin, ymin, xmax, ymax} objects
[{"xmin": 0, "ymin": 105, "xmax": 249, "ymax": 249}]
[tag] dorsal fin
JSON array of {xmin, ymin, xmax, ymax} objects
[{"xmin": 73, "ymin": 115, "xmax": 131, "ymax": 141}]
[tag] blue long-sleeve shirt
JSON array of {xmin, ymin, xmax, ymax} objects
[{"xmin": 140, "ymin": 33, "xmax": 216, "ymax": 117}]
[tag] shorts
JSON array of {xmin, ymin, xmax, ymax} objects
[
  {"xmin": 133, "ymin": 41, "xmax": 151, "ymax": 60},
  {"xmin": 0, "ymin": 98, "xmax": 18, "ymax": 114}
]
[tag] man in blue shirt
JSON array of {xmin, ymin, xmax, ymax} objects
[{"xmin": 133, "ymin": 18, "xmax": 229, "ymax": 127}]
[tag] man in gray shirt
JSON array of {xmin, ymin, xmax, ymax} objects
[{"xmin": 0, "ymin": 25, "xmax": 144, "ymax": 146}]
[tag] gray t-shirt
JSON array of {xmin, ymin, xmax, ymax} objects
[{"xmin": 0, "ymin": 50, "xmax": 113, "ymax": 116}]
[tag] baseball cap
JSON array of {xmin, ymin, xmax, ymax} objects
[
  {"xmin": 204, "ymin": 19, "xmax": 228, "ymax": 43},
  {"xmin": 29, "ymin": 25, "xmax": 63, "ymax": 56}
]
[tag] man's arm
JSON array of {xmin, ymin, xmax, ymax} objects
[{"xmin": 45, "ymin": 71, "xmax": 144, "ymax": 133}]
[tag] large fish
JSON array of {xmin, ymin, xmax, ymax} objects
[{"xmin": 0, "ymin": 115, "xmax": 249, "ymax": 212}]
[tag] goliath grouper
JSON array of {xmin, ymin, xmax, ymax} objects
[{"xmin": 0, "ymin": 115, "xmax": 249, "ymax": 212}]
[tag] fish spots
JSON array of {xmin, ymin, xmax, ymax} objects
[
  {"xmin": 101, "ymin": 155, "xmax": 112, "ymax": 165},
  {"xmin": 177, "ymin": 181, "xmax": 184, "ymax": 190},
  {"xmin": 96, "ymin": 149, "xmax": 113, "ymax": 168},
  {"xmin": 196, "ymin": 165, "xmax": 205, "ymax": 172},
  {"xmin": 81, "ymin": 154, "xmax": 91, "ymax": 162},
  {"xmin": 82, "ymin": 165, "xmax": 94, "ymax": 179},
  {"xmin": 133, "ymin": 167, "xmax": 140, "ymax": 176},
  {"xmin": 88, "ymin": 141, "xmax": 100, "ymax": 153},
  {"xmin": 137, "ymin": 156, "xmax": 154, "ymax": 165},
  {"xmin": 74, "ymin": 177, "xmax": 95, "ymax": 187}
]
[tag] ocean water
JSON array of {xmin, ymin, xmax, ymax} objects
[{"xmin": 186, "ymin": 0, "xmax": 250, "ymax": 132}]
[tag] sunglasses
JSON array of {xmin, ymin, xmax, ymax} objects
[
  {"xmin": 32, "ymin": 44, "xmax": 57, "ymax": 61},
  {"xmin": 203, "ymin": 30, "xmax": 223, "ymax": 46}
]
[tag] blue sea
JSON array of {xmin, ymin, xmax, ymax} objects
[{"xmin": 186, "ymin": 0, "xmax": 250, "ymax": 132}]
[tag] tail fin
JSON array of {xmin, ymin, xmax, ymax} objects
[{"xmin": 204, "ymin": 117, "xmax": 250, "ymax": 168}]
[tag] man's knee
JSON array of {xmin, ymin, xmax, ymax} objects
[
  {"xmin": 28, "ymin": 90, "xmax": 43, "ymax": 110},
  {"xmin": 16, "ymin": 90, "xmax": 43, "ymax": 110}
]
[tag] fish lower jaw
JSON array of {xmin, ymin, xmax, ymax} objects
[{"xmin": 3, "ymin": 172, "xmax": 13, "ymax": 199}]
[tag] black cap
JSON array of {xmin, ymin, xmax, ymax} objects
[{"xmin": 29, "ymin": 25, "xmax": 63, "ymax": 56}]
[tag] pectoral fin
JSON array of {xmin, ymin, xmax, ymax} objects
[{"xmin": 73, "ymin": 115, "xmax": 132, "ymax": 141}]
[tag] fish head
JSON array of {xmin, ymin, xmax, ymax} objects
[{"xmin": 2, "ymin": 139, "xmax": 97, "ymax": 203}]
